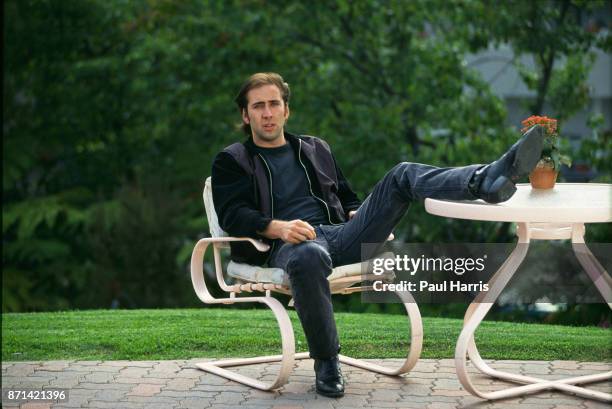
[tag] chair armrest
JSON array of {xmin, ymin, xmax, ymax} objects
[
  {"xmin": 191, "ymin": 236, "xmax": 270, "ymax": 302},
  {"xmin": 198, "ymin": 236, "xmax": 270, "ymax": 252}
]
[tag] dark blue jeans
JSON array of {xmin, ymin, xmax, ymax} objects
[{"xmin": 268, "ymin": 162, "xmax": 481, "ymax": 359}]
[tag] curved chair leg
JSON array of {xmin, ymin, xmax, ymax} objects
[
  {"xmin": 191, "ymin": 238, "xmax": 424, "ymax": 390},
  {"xmin": 456, "ymin": 224, "xmax": 612, "ymax": 402},
  {"xmin": 191, "ymin": 239, "xmax": 295, "ymax": 391},
  {"xmin": 339, "ymin": 288, "xmax": 423, "ymax": 376}
]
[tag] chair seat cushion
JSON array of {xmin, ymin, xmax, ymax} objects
[
  {"xmin": 227, "ymin": 261, "xmax": 289, "ymax": 286},
  {"xmin": 227, "ymin": 252, "xmax": 394, "ymax": 286}
]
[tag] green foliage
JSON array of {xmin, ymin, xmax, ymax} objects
[
  {"xmin": 3, "ymin": 190, "xmax": 94, "ymax": 311},
  {"xmin": 538, "ymin": 132, "xmax": 573, "ymax": 171},
  {"xmin": 548, "ymin": 53, "xmax": 595, "ymax": 121},
  {"xmin": 581, "ymin": 113, "xmax": 612, "ymax": 182},
  {"xmin": 3, "ymin": 0, "xmax": 609, "ymax": 312},
  {"xmin": 482, "ymin": 0, "xmax": 607, "ymax": 119},
  {"xmin": 85, "ymin": 179, "xmax": 198, "ymax": 309}
]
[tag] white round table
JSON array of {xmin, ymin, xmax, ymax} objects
[{"xmin": 425, "ymin": 183, "xmax": 612, "ymax": 402}]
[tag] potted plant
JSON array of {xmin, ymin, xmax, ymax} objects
[{"xmin": 521, "ymin": 115, "xmax": 571, "ymax": 189}]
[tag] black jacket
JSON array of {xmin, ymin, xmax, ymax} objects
[{"xmin": 211, "ymin": 132, "xmax": 361, "ymax": 265}]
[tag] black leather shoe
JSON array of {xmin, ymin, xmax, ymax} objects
[
  {"xmin": 470, "ymin": 124, "xmax": 545, "ymax": 203},
  {"xmin": 314, "ymin": 356, "xmax": 345, "ymax": 398}
]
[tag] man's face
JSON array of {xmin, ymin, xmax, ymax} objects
[{"xmin": 242, "ymin": 84, "xmax": 289, "ymax": 147}]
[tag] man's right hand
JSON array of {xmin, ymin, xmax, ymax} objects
[{"xmin": 260, "ymin": 219, "xmax": 316, "ymax": 244}]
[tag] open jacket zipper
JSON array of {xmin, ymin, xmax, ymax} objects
[
  {"xmin": 257, "ymin": 153, "xmax": 276, "ymax": 263},
  {"xmin": 297, "ymin": 139, "xmax": 337, "ymax": 226}
]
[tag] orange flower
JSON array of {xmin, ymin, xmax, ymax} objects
[{"xmin": 521, "ymin": 115, "xmax": 557, "ymax": 135}]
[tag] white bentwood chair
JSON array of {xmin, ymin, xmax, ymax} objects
[{"xmin": 189, "ymin": 177, "xmax": 423, "ymax": 390}]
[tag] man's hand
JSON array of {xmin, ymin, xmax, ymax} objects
[
  {"xmin": 260, "ymin": 219, "xmax": 316, "ymax": 244},
  {"xmin": 348, "ymin": 210, "xmax": 357, "ymax": 220}
]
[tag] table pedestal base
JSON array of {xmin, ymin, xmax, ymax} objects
[{"xmin": 455, "ymin": 222, "xmax": 612, "ymax": 402}]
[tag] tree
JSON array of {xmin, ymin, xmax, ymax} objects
[
  {"xmin": 474, "ymin": 0, "xmax": 609, "ymax": 120},
  {"xmin": 3, "ymin": 0, "xmax": 609, "ymax": 315}
]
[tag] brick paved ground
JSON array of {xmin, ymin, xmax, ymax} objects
[{"xmin": 2, "ymin": 359, "xmax": 610, "ymax": 409}]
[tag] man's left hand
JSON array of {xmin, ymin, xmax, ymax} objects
[{"xmin": 348, "ymin": 210, "xmax": 357, "ymax": 220}]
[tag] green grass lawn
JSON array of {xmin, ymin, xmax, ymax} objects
[{"xmin": 2, "ymin": 308, "xmax": 611, "ymax": 362}]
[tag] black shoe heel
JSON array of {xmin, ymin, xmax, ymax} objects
[{"xmin": 487, "ymin": 176, "xmax": 516, "ymax": 203}]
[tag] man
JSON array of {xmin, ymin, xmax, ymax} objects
[{"xmin": 212, "ymin": 72, "xmax": 544, "ymax": 397}]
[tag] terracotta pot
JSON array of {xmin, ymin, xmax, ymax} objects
[{"xmin": 529, "ymin": 166, "xmax": 558, "ymax": 189}]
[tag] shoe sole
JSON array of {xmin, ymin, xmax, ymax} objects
[
  {"xmin": 316, "ymin": 390, "xmax": 345, "ymax": 398},
  {"xmin": 485, "ymin": 125, "xmax": 544, "ymax": 203},
  {"xmin": 511, "ymin": 125, "xmax": 545, "ymax": 179}
]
